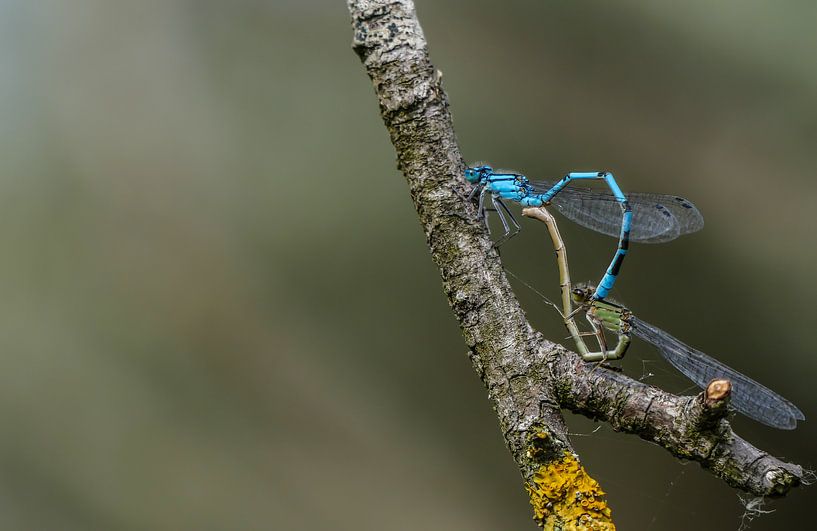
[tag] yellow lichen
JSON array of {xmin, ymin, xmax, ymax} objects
[{"xmin": 526, "ymin": 450, "xmax": 615, "ymax": 530}]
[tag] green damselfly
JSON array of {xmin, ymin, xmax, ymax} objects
[{"xmin": 521, "ymin": 207, "xmax": 803, "ymax": 430}]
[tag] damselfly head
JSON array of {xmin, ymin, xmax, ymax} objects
[
  {"xmin": 571, "ymin": 283, "xmax": 596, "ymax": 303},
  {"xmin": 465, "ymin": 163, "xmax": 493, "ymax": 183}
]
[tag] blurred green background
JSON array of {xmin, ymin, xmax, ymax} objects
[{"xmin": 0, "ymin": 0, "xmax": 814, "ymax": 529}]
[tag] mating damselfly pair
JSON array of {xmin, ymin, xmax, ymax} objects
[{"xmin": 466, "ymin": 164, "xmax": 804, "ymax": 430}]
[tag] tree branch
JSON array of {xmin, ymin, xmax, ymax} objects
[{"xmin": 347, "ymin": 0, "xmax": 804, "ymax": 526}]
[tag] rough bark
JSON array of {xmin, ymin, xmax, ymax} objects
[{"xmin": 347, "ymin": 0, "xmax": 803, "ymax": 526}]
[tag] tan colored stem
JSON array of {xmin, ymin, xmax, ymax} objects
[
  {"xmin": 521, "ymin": 207, "xmax": 589, "ymax": 358},
  {"xmin": 522, "ymin": 206, "xmax": 630, "ymax": 361}
]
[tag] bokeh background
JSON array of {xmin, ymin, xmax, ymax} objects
[{"xmin": 1, "ymin": 0, "xmax": 815, "ymax": 529}]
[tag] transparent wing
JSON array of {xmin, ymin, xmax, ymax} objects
[
  {"xmin": 553, "ymin": 190, "xmax": 681, "ymax": 243},
  {"xmin": 530, "ymin": 180, "xmax": 704, "ymax": 243},
  {"xmin": 630, "ymin": 317, "xmax": 804, "ymax": 429}
]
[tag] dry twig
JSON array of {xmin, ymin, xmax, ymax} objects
[{"xmin": 347, "ymin": 1, "xmax": 803, "ymax": 526}]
